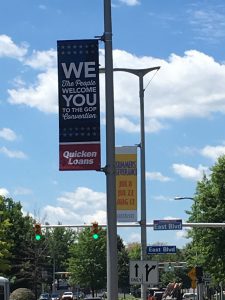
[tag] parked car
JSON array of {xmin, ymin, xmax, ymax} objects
[
  {"xmin": 183, "ymin": 293, "xmax": 197, "ymax": 300},
  {"xmin": 84, "ymin": 298, "xmax": 102, "ymax": 300},
  {"xmin": 154, "ymin": 291, "xmax": 164, "ymax": 300},
  {"xmin": 62, "ymin": 292, "xmax": 74, "ymax": 300},
  {"xmin": 73, "ymin": 291, "xmax": 85, "ymax": 299},
  {"xmin": 39, "ymin": 293, "xmax": 51, "ymax": 300},
  {"xmin": 51, "ymin": 293, "xmax": 60, "ymax": 300}
]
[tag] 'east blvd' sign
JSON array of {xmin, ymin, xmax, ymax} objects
[
  {"xmin": 147, "ymin": 245, "xmax": 176, "ymax": 254},
  {"xmin": 153, "ymin": 219, "xmax": 182, "ymax": 230}
]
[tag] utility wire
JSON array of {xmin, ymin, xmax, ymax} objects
[{"xmin": 144, "ymin": 68, "xmax": 160, "ymax": 92}]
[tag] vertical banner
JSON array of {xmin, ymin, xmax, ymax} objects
[
  {"xmin": 116, "ymin": 146, "xmax": 137, "ymax": 222},
  {"xmin": 57, "ymin": 39, "xmax": 100, "ymax": 171}
]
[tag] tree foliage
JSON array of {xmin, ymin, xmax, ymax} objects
[
  {"xmin": 0, "ymin": 196, "xmax": 13, "ymax": 273},
  {"xmin": 68, "ymin": 227, "xmax": 130, "ymax": 296},
  {"xmin": 68, "ymin": 227, "xmax": 107, "ymax": 296},
  {"xmin": 186, "ymin": 155, "xmax": 225, "ymax": 284}
]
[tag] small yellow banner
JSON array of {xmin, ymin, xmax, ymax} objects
[{"xmin": 116, "ymin": 146, "xmax": 137, "ymax": 222}]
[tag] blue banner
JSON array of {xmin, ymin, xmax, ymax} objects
[{"xmin": 57, "ymin": 39, "xmax": 100, "ymax": 171}]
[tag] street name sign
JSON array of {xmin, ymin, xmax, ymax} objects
[
  {"xmin": 147, "ymin": 245, "xmax": 176, "ymax": 254},
  {"xmin": 129, "ymin": 260, "xmax": 158, "ymax": 285},
  {"xmin": 153, "ymin": 219, "xmax": 182, "ymax": 230}
]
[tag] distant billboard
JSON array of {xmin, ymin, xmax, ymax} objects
[
  {"xmin": 116, "ymin": 146, "xmax": 137, "ymax": 222},
  {"xmin": 57, "ymin": 39, "xmax": 100, "ymax": 171}
]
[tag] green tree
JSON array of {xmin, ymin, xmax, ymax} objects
[
  {"xmin": 3, "ymin": 197, "xmax": 37, "ymax": 291},
  {"xmin": 127, "ymin": 243, "xmax": 141, "ymax": 260},
  {"xmin": 0, "ymin": 196, "xmax": 13, "ymax": 273},
  {"xmin": 68, "ymin": 227, "xmax": 129, "ymax": 296},
  {"xmin": 45, "ymin": 224, "xmax": 77, "ymax": 288},
  {"xmin": 68, "ymin": 227, "xmax": 107, "ymax": 296},
  {"xmin": 186, "ymin": 155, "xmax": 225, "ymax": 285},
  {"xmin": 117, "ymin": 239, "xmax": 129, "ymax": 295},
  {"xmin": 1, "ymin": 196, "xmax": 48, "ymax": 296}
]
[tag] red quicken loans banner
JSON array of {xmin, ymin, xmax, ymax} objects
[{"xmin": 57, "ymin": 39, "xmax": 101, "ymax": 170}]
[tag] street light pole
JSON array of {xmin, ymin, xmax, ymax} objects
[
  {"xmin": 103, "ymin": 1, "xmax": 118, "ymax": 299},
  {"xmin": 174, "ymin": 196, "xmax": 194, "ymax": 201},
  {"xmin": 174, "ymin": 196, "xmax": 202, "ymax": 300},
  {"xmin": 114, "ymin": 67, "xmax": 160, "ymax": 300},
  {"xmin": 99, "ymin": 65, "xmax": 160, "ymax": 300}
]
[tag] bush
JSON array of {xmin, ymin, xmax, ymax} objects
[{"xmin": 10, "ymin": 288, "xmax": 35, "ymax": 300}]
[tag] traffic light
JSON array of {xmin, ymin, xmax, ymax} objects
[
  {"xmin": 34, "ymin": 223, "xmax": 42, "ymax": 240},
  {"xmin": 91, "ymin": 222, "xmax": 99, "ymax": 239}
]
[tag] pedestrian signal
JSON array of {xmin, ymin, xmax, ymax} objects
[
  {"xmin": 91, "ymin": 222, "xmax": 99, "ymax": 240},
  {"xmin": 34, "ymin": 223, "xmax": 42, "ymax": 240}
]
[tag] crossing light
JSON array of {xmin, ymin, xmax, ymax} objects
[
  {"xmin": 91, "ymin": 222, "xmax": 99, "ymax": 240},
  {"xmin": 34, "ymin": 223, "xmax": 42, "ymax": 240}
]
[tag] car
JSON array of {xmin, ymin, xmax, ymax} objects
[
  {"xmin": 73, "ymin": 291, "xmax": 85, "ymax": 299},
  {"xmin": 51, "ymin": 293, "xmax": 60, "ymax": 300},
  {"xmin": 154, "ymin": 291, "xmax": 165, "ymax": 300},
  {"xmin": 39, "ymin": 293, "xmax": 51, "ymax": 300},
  {"xmin": 84, "ymin": 298, "xmax": 102, "ymax": 300},
  {"xmin": 183, "ymin": 293, "xmax": 197, "ymax": 300},
  {"xmin": 62, "ymin": 292, "xmax": 74, "ymax": 300}
]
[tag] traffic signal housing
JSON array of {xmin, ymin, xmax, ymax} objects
[
  {"xmin": 91, "ymin": 222, "xmax": 99, "ymax": 240},
  {"xmin": 34, "ymin": 223, "xmax": 42, "ymax": 240}
]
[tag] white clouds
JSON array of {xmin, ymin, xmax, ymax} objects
[
  {"xmin": 119, "ymin": 0, "xmax": 140, "ymax": 6},
  {"xmin": 110, "ymin": 49, "xmax": 225, "ymax": 130},
  {"xmin": 177, "ymin": 143, "xmax": 225, "ymax": 164},
  {"xmin": 0, "ymin": 146, "xmax": 27, "ymax": 159},
  {"xmin": 3, "ymin": 36, "xmax": 225, "ymax": 133},
  {"xmin": 176, "ymin": 229, "xmax": 188, "ymax": 241},
  {"xmin": 0, "ymin": 128, "xmax": 17, "ymax": 141},
  {"xmin": 13, "ymin": 187, "xmax": 32, "ymax": 196},
  {"xmin": 25, "ymin": 49, "xmax": 56, "ymax": 70},
  {"xmin": 42, "ymin": 187, "xmax": 106, "ymax": 225},
  {"xmin": 0, "ymin": 35, "xmax": 28, "ymax": 60},
  {"xmin": 172, "ymin": 163, "xmax": 208, "ymax": 181},
  {"xmin": 188, "ymin": 8, "xmax": 225, "ymax": 42},
  {"xmin": 201, "ymin": 145, "xmax": 225, "ymax": 161},
  {"xmin": 0, "ymin": 188, "xmax": 9, "ymax": 197},
  {"xmin": 146, "ymin": 171, "xmax": 171, "ymax": 182},
  {"xmin": 8, "ymin": 68, "xmax": 58, "ymax": 114}
]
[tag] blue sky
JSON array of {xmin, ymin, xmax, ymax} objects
[{"xmin": 1, "ymin": 0, "xmax": 225, "ymax": 249}]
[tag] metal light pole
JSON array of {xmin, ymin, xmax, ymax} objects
[
  {"xmin": 114, "ymin": 67, "xmax": 160, "ymax": 300},
  {"xmin": 174, "ymin": 196, "xmax": 202, "ymax": 300},
  {"xmin": 100, "ymin": 66, "xmax": 160, "ymax": 299},
  {"xmin": 174, "ymin": 196, "xmax": 194, "ymax": 201},
  {"xmin": 103, "ymin": 1, "xmax": 118, "ymax": 299},
  {"xmin": 174, "ymin": 196, "xmax": 197, "ymax": 220}
]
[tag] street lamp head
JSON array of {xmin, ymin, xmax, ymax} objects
[{"xmin": 174, "ymin": 196, "xmax": 194, "ymax": 201}]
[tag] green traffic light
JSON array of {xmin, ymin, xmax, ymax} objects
[
  {"xmin": 35, "ymin": 234, "xmax": 41, "ymax": 241},
  {"xmin": 92, "ymin": 233, "xmax": 99, "ymax": 240}
]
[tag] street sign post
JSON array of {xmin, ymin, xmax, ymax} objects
[
  {"xmin": 129, "ymin": 260, "xmax": 158, "ymax": 285},
  {"xmin": 147, "ymin": 245, "xmax": 176, "ymax": 254},
  {"xmin": 153, "ymin": 219, "xmax": 182, "ymax": 230}
]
